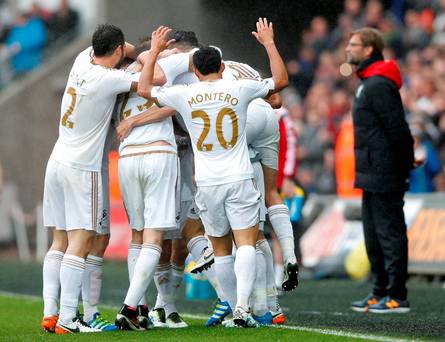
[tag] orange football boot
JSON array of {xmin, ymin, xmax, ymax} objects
[{"xmin": 41, "ymin": 315, "xmax": 58, "ymax": 333}]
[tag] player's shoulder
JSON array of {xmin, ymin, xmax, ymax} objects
[{"xmin": 223, "ymin": 60, "xmax": 261, "ymax": 81}]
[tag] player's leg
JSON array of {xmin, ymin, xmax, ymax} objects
[
  {"xmin": 116, "ymin": 152, "xmax": 177, "ymax": 330},
  {"xmin": 42, "ymin": 229, "xmax": 67, "ymax": 332},
  {"xmin": 55, "ymin": 165, "xmax": 101, "ymax": 334},
  {"xmin": 164, "ymin": 237, "xmax": 188, "ymax": 328},
  {"xmin": 251, "ymin": 247, "xmax": 272, "ymax": 325},
  {"xmin": 263, "ymin": 164, "xmax": 299, "ymax": 291},
  {"xmin": 81, "ymin": 165, "xmax": 117, "ymax": 331},
  {"xmin": 256, "ymin": 232, "xmax": 285, "ymax": 324},
  {"xmin": 151, "ymin": 238, "xmax": 172, "ymax": 328},
  {"xmin": 226, "ymin": 179, "xmax": 262, "ymax": 328},
  {"xmin": 82, "ymin": 234, "xmax": 117, "ymax": 331},
  {"xmin": 208, "ymin": 234, "xmax": 237, "ymax": 312},
  {"xmin": 185, "ymin": 217, "xmax": 214, "ymax": 273},
  {"xmin": 42, "ymin": 159, "xmax": 67, "ymax": 332}
]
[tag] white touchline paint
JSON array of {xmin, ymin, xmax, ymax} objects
[{"xmin": 0, "ymin": 292, "xmax": 416, "ymax": 342}]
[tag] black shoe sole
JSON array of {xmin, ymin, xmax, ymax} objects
[
  {"xmin": 190, "ymin": 258, "xmax": 215, "ymax": 274},
  {"xmin": 115, "ymin": 315, "xmax": 145, "ymax": 331},
  {"xmin": 233, "ymin": 318, "xmax": 247, "ymax": 328},
  {"xmin": 137, "ymin": 316, "xmax": 150, "ymax": 329},
  {"xmin": 282, "ymin": 263, "xmax": 299, "ymax": 291}
]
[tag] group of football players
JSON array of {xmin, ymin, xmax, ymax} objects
[{"xmin": 41, "ymin": 18, "xmax": 299, "ymax": 334}]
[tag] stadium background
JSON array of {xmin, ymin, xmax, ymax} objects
[{"xmin": 0, "ymin": 0, "xmax": 444, "ymax": 340}]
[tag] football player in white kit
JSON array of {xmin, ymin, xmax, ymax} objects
[
  {"xmin": 116, "ymin": 33, "xmax": 232, "ymax": 327},
  {"xmin": 136, "ymin": 19, "xmax": 288, "ymax": 327},
  {"xmin": 113, "ymin": 57, "xmax": 180, "ymax": 330},
  {"xmin": 42, "ymin": 24, "xmax": 138, "ymax": 334}
]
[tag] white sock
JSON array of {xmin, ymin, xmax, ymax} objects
[
  {"xmin": 187, "ymin": 235, "xmax": 208, "ymax": 261},
  {"xmin": 252, "ymin": 248, "xmax": 268, "ymax": 316},
  {"xmin": 214, "ymin": 255, "xmax": 237, "ymax": 310},
  {"xmin": 274, "ymin": 263, "xmax": 284, "ymax": 289},
  {"xmin": 268, "ymin": 204, "xmax": 296, "ymax": 261},
  {"xmin": 59, "ymin": 254, "xmax": 85, "ymax": 323},
  {"xmin": 154, "ymin": 263, "xmax": 171, "ymax": 310},
  {"xmin": 187, "ymin": 236, "xmax": 228, "ymax": 300},
  {"xmin": 43, "ymin": 250, "xmax": 64, "ymax": 316},
  {"xmin": 127, "ymin": 243, "xmax": 146, "ymax": 306},
  {"xmin": 256, "ymin": 239, "xmax": 278, "ymax": 311},
  {"xmin": 82, "ymin": 255, "xmax": 103, "ymax": 322},
  {"xmin": 202, "ymin": 265, "xmax": 226, "ymax": 301},
  {"xmin": 166, "ymin": 263, "xmax": 184, "ymax": 316},
  {"xmin": 124, "ymin": 243, "xmax": 161, "ymax": 308},
  {"xmin": 234, "ymin": 245, "xmax": 256, "ymax": 311}
]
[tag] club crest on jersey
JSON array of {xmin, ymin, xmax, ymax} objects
[{"xmin": 355, "ymin": 84, "xmax": 364, "ymax": 99}]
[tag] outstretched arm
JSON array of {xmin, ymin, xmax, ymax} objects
[
  {"xmin": 138, "ymin": 26, "xmax": 175, "ymax": 99},
  {"xmin": 116, "ymin": 106, "xmax": 175, "ymax": 141},
  {"xmin": 252, "ymin": 18, "xmax": 288, "ymax": 93}
]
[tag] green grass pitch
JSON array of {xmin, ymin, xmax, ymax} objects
[{"xmin": 0, "ymin": 261, "xmax": 444, "ymax": 341}]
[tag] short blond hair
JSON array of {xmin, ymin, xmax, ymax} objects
[{"xmin": 351, "ymin": 27, "xmax": 384, "ymax": 56}]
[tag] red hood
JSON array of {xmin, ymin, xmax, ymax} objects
[{"xmin": 357, "ymin": 60, "xmax": 402, "ymax": 89}]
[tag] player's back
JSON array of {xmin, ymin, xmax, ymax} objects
[
  {"xmin": 153, "ymin": 77, "xmax": 274, "ymax": 186},
  {"xmin": 118, "ymin": 62, "xmax": 176, "ymax": 153},
  {"xmin": 51, "ymin": 47, "xmax": 133, "ymax": 171}
]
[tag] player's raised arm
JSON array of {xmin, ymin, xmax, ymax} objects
[
  {"xmin": 138, "ymin": 26, "xmax": 175, "ymax": 99},
  {"xmin": 252, "ymin": 17, "xmax": 288, "ymax": 93}
]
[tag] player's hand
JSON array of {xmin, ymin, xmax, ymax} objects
[
  {"xmin": 151, "ymin": 26, "xmax": 175, "ymax": 53},
  {"xmin": 137, "ymin": 50, "xmax": 150, "ymax": 64},
  {"xmin": 252, "ymin": 17, "xmax": 274, "ymax": 46},
  {"xmin": 116, "ymin": 118, "xmax": 134, "ymax": 141}
]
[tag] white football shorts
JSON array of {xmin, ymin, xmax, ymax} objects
[
  {"xmin": 195, "ymin": 179, "xmax": 261, "ymax": 237},
  {"xmin": 246, "ymin": 100, "xmax": 279, "ymax": 170},
  {"xmin": 119, "ymin": 151, "xmax": 178, "ymax": 231},
  {"xmin": 43, "ymin": 158, "xmax": 103, "ymax": 231}
]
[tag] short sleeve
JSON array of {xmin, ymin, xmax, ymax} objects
[
  {"xmin": 104, "ymin": 69, "xmax": 134, "ymax": 94},
  {"xmin": 157, "ymin": 53, "xmax": 190, "ymax": 86},
  {"xmin": 239, "ymin": 78, "xmax": 275, "ymax": 101},
  {"xmin": 151, "ymin": 85, "xmax": 187, "ymax": 110}
]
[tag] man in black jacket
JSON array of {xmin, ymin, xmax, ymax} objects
[{"xmin": 346, "ymin": 28, "xmax": 415, "ymax": 313}]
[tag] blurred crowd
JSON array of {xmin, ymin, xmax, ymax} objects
[
  {"xmin": 0, "ymin": 0, "xmax": 79, "ymax": 88},
  {"xmin": 282, "ymin": 0, "xmax": 445, "ymax": 195}
]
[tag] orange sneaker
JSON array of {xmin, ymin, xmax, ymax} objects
[
  {"xmin": 41, "ymin": 315, "xmax": 58, "ymax": 333},
  {"xmin": 271, "ymin": 305, "xmax": 286, "ymax": 325},
  {"xmin": 272, "ymin": 312, "xmax": 286, "ymax": 325}
]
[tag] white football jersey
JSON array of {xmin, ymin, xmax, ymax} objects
[
  {"xmin": 118, "ymin": 65, "xmax": 176, "ymax": 153},
  {"xmin": 152, "ymin": 78, "xmax": 275, "ymax": 186},
  {"xmin": 157, "ymin": 52, "xmax": 195, "ymax": 86},
  {"xmin": 223, "ymin": 60, "xmax": 262, "ymax": 81},
  {"xmin": 51, "ymin": 47, "xmax": 134, "ymax": 171}
]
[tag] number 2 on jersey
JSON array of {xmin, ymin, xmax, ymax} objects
[
  {"xmin": 192, "ymin": 107, "xmax": 239, "ymax": 151},
  {"xmin": 61, "ymin": 87, "xmax": 76, "ymax": 128}
]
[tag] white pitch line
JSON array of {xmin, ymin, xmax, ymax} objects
[
  {"xmin": 174, "ymin": 313, "xmax": 416, "ymax": 342},
  {"xmin": 0, "ymin": 292, "xmax": 417, "ymax": 342}
]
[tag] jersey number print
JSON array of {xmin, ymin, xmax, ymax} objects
[
  {"xmin": 61, "ymin": 87, "xmax": 76, "ymax": 128},
  {"xmin": 192, "ymin": 108, "xmax": 239, "ymax": 151}
]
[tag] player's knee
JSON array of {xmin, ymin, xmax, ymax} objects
[
  {"xmin": 131, "ymin": 229, "xmax": 143, "ymax": 245},
  {"xmin": 50, "ymin": 230, "xmax": 68, "ymax": 252},
  {"xmin": 89, "ymin": 234, "xmax": 110, "ymax": 256},
  {"xmin": 265, "ymin": 189, "xmax": 282, "ymax": 207}
]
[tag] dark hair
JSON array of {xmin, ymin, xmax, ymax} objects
[
  {"xmin": 351, "ymin": 27, "xmax": 384, "ymax": 56},
  {"xmin": 134, "ymin": 39, "xmax": 151, "ymax": 56},
  {"xmin": 168, "ymin": 30, "xmax": 199, "ymax": 48},
  {"xmin": 192, "ymin": 46, "xmax": 221, "ymax": 75},
  {"xmin": 92, "ymin": 24, "xmax": 125, "ymax": 57}
]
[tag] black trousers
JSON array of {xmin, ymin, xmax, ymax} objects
[{"xmin": 362, "ymin": 190, "xmax": 408, "ymax": 300}]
